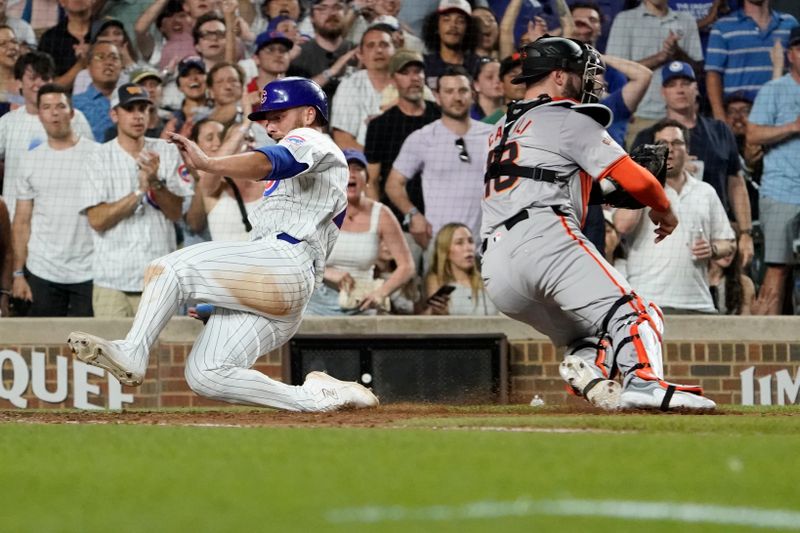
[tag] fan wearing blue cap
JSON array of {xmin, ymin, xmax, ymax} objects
[
  {"xmin": 245, "ymin": 31, "xmax": 294, "ymax": 96},
  {"xmin": 630, "ymin": 60, "xmax": 755, "ymax": 267}
]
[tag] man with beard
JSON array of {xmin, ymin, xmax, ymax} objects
[
  {"xmin": 480, "ymin": 37, "xmax": 715, "ymax": 410},
  {"xmin": 73, "ymin": 41, "xmax": 124, "ymax": 143},
  {"xmin": 421, "ymin": 0, "xmax": 481, "ymax": 91},
  {"xmin": 331, "ymin": 25, "xmax": 395, "ymax": 150},
  {"xmin": 364, "ymin": 50, "xmax": 440, "ymax": 264},
  {"xmin": 706, "ymin": 0, "xmax": 797, "ymax": 121},
  {"xmin": 288, "ymin": 0, "xmax": 357, "ymax": 98},
  {"xmin": 67, "ymin": 77, "xmax": 379, "ymax": 412},
  {"xmin": 11, "ymin": 85, "xmax": 97, "ymax": 317},
  {"xmin": 386, "ymin": 66, "xmax": 492, "ymax": 253}
]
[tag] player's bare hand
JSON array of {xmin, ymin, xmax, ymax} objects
[
  {"xmin": 168, "ymin": 132, "xmax": 211, "ymax": 172},
  {"xmin": 11, "ymin": 275, "xmax": 32, "ymax": 302},
  {"xmin": 409, "ymin": 212, "xmax": 432, "ymax": 249},
  {"xmin": 649, "ymin": 207, "xmax": 678, "ymax": 243},
  {"xmin": 738, "ymin": 232, "xmax": 754, "ymax": 267}
]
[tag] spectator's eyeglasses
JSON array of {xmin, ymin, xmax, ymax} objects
[
  {"xmin": 92, "ymin": 53, "xmax": 121, "ymax": 63},
  {"xmin": 654, "ymin": 139, "xmax": 686, "ymax": 148},
  {"xmin": 199, "ymin": 30, "xmax": 226, "ymax": 40},
  {"xmin": 455, "ymin": 138, "xmax": 470, "ymax": 163},
  {"xmin": 0, "ymin": 39, "xmax": 20, "ymax": 48}
]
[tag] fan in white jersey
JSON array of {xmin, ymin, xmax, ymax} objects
[
  {"xmin": 481, "ymin": 37, "xmax": 715, "ymax": 411},
  {"xmin": 67, "ymin": 77, "xmax": 378, "ymax": 412}
]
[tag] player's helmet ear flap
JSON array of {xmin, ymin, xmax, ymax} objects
[
  {"xmin": 513, "ymin": 36, "xmax": 605, "ymax": 104},
  {"xmin": 248, "ymin": 76, "xmax": 329, "ymax": 123}
]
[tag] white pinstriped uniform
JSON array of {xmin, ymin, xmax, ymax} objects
[{"xmin": 113, "ymin": 127, "xmax": 349, "ymax": 410}]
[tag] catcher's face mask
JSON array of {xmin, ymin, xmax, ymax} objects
[{"xmin": 579, "ymin": 44, "xmax": 605, "ymax": 104}]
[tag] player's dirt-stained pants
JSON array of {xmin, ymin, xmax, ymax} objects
[
  {"xmin": 120, "ymin": 235, "xmax": 321, "ymax": 411},
  {"xmin": 481, "ymin": 206, "xmax": 663, "ymax": 384}
]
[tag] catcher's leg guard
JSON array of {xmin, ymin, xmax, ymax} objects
[
  {"xmin": 559, "ymin": 337, "xmax": 621, "ymax": 411},
  {"xmin": 605, "ymin": 294, "xmax": 715, "ymax": 410},
  {"xmin": 602, "ymin": 293, "xmax": 665, "ymax": 381}
]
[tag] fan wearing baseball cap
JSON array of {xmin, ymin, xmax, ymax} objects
[
  {"xmin": 630, "ymin": 60, "xmax": 755, "ymax": 268},
  {"xmin": 103, "ymin": 68, "xmax": 169, "ymax": 140},
  {"xmin": 420, "ymin": 0, "xmax": 481, "ymax": 90},
  {"xmin": 244, "ymin": 31, "xmax": 293, "ymax": 97},
  {"xmin": 80, "ymin": 80, "xmax": 194, "ymax": 318},
  {"xmin": 161, "ymin": 56, "xmax": 209, "ymax": 137}
]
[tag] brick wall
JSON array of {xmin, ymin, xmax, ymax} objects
[{"xmin": 1, "ymin": 317, "xmax": 798, "ymax": 409}]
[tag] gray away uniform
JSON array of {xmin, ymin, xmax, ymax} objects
[{"xmin": 481, "ymin": 98, "xmax": 666, "ymax": 385}]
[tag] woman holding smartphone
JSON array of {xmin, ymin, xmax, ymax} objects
[{"xmin": 423, "ymin": 222, "xmax": 497, "ymax": 316}]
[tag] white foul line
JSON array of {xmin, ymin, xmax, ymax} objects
[{"xmin": 326, "ymin": 498, "xmax": 800, "ymax": 530}]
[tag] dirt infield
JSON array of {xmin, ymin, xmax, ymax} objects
[{"xmin": 0, "ymin": 403, "xmax": 743, "ymax": 428}]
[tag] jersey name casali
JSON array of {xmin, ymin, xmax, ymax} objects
[{"xmin": 480, "ymin": 100, "xmax": 625, "ymax": 241}]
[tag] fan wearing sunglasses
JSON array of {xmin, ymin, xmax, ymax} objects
[{"xmin": 386, "ymin": 66, "xmax": 493, "ymax": 253}]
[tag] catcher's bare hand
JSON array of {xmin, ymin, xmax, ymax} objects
[
  {"xmin": 649, "ymin": 207, "xmax": 678, "ymax": 243},
  {"xmin": 168, "ymin": 132, "xmax": 211, "ymax": 172}
]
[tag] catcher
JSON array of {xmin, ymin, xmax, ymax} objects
[{"xmin": 480, "ymin": 36, "xmax": 715, "ymax": 410}]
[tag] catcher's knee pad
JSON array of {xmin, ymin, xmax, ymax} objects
[{"xmin": 601, "ymin": 293, "xmax": 664, "ymax": 382}]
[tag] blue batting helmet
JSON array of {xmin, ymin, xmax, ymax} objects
[{"xmin": 247, "ymin": 76, "xmax": 329, "ymax": 123}]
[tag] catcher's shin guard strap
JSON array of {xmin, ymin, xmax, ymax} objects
[
  {"xmin": 660, "ymin": 385, "xmax": 676, "ymax": 412},
  {"xmin": 583, "ymin": 377, "xmax": 606, "ymax": 398}
]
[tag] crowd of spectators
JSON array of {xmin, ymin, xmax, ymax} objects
[{"xmin": 1, "ymin": 0, "xmax": 799, "ymax": 319}]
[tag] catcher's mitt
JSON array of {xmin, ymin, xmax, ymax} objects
[{"xmin": 589, "ymin": 143, "xmax": 669, "ymax": 209}]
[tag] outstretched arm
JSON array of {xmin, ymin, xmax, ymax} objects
[{"xmin": 169, "ymin": 133, "xmax": 273, "ymax": 181}]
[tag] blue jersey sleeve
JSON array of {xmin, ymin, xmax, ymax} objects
[{"xmin": 254, "ymin": 145, "xmax": 310, "ymax": 181}]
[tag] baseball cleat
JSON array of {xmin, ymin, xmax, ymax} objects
[
  {"xmin": 303, "ymin": 371, "xmax": 379, "ymax": 412},
  {"xmin": 559, "ymin": 355, "xmax": 621, "ymax": 411},
  {"xmin": 67, "ymin": 331, "xmax": 144, "ymax": 386},
  {"xmin": 620, "ymin": 379, "xmax": 716, "ymax": 411}
]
